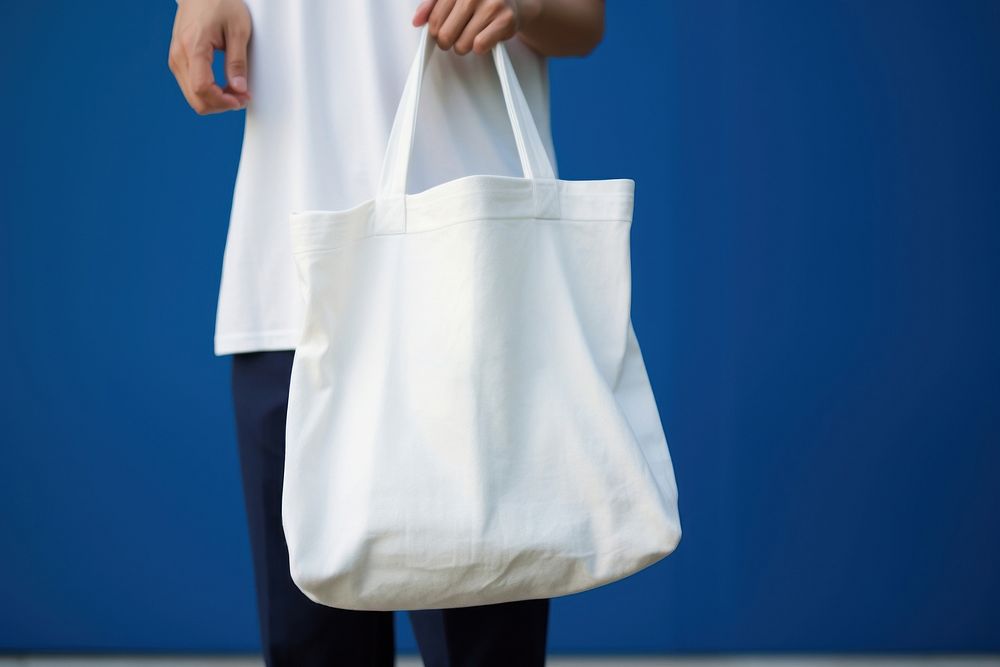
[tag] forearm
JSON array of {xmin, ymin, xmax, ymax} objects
[{"xmin": 516, "ymin": 0, "xmax": 604, "ymax": 57}]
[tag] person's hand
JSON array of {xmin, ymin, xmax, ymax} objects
[
  {"xmin": 168, "ymin": 0, "xmax": 252, "ymax": 114},
  {"xmin": 412, "ymin": 0, "xmax": 542, "ymax": 55}
]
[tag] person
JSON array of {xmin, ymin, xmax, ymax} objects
[{"xmin": 167, "ymin": 1, "xmax": 604, "ymax": 665}]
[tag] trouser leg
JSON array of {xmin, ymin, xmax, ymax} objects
[
  {"xmin": 409, "ymin": 598, "xmax": 550, "ymax": 667},
  {"xmin": 230, "ymin": 350, "xmax": 396, "ymax": 667}
]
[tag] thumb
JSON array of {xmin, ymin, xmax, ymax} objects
[{"xmin": 224, "ymin": 20, "xmax": 250, "ymax": 95}]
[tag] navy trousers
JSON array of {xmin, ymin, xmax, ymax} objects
[{"xmin": 230, "ymin": 350, "xmax": 550, "ymax": 666}]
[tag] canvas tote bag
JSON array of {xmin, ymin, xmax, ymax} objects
[{"xmin": 282, "ymin": 24, "xmax": 682, "ymax": 611}]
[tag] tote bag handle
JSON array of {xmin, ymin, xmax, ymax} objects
[{"xmin": 377, "ymin": 23, "xmax": 556, "ymax": 204}]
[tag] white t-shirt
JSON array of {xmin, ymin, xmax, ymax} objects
[{"xmin": 213, "ymin": 0, "xmax": 559, "ymax": 355}]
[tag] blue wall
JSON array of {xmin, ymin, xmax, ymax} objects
[{"xmin": 1, "ymin": 0, "xmax": 997, "ymax": 654}]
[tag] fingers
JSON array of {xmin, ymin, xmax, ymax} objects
[
  {"xmin": 167, "ymin": 1, "xmax": 252, "ymax": 115},
  {"xmin": 470, "ymin": 11, "xmax": 518, "ymax": 54},
  {"xmin": 427, "ymin": 0, "xmax": 458, "ymax": 45},
  {"xmin": 434, "ymin": 0, "xmax": 473, "ymax": 50},
  {"xmin": 412, "ymin": 0, "xmax": 436, "ymax": 26},
  {"xmin": 417, "ymin": 0, "xmax": 518, "ymax": 55},
  {"xmin": 458, "ymin": 1, "xmax": 516, "ymax": 55},
  {"xmin": 223, "ymin": 21, "xmax": 251, "ymax": 100},
  {"xmin": 187, "ymin": 42, "xmax": 245, "ymax": 114},
  {"xmin": 167, "ymin": 39, "xmax": 189, "ymax": 94}
]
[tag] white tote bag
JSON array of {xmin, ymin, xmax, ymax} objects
[{"xmin": 283, "ymin": 25, "xmax": 682, "ymax": 611}]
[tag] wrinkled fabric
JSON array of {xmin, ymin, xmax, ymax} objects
[{"xmin": 282, "ymin": 25, "xmax": 682, "ymax": 612}]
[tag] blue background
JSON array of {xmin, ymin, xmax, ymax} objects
[{"xmin": 1, "ymin": 0, "xmax": 998, "ymax": 655}]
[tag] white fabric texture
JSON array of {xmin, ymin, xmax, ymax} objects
[
  {"xmin": 282, "ymin": 25, "xmax": 682, "ymax": 611},
  {"xmin": 213, "ymin": 0, "xmax": 556, "ymax": 355}
]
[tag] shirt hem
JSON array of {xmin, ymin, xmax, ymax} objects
[{"xmin": 214, "ymin": 329, "xmax": 301, "ymax": 356}]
